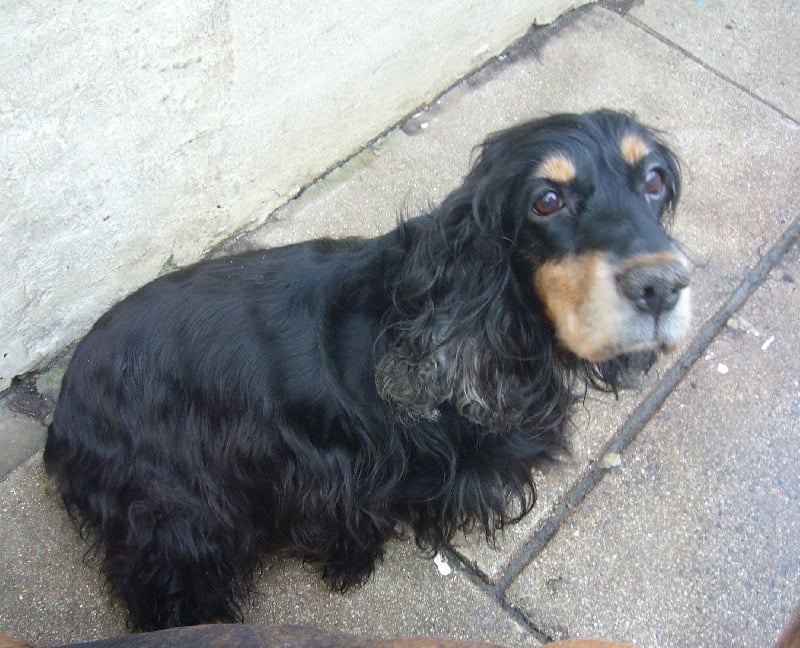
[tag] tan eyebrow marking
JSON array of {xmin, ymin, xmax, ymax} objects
[
  {"xmin": 535, "ymin": 154, "xmax": 577, "ymax": 183},
  {"xmin": 620, "ymin": 133, "xmax": 651, "ymax": 166}
]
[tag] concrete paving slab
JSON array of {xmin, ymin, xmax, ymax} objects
[
  {"xmin": 0, "ymin": 457, "xmax": 126, "ymax": 646},
  {"xmin": 245, "ymin": 545, "xmax": 538, "ymax": 647},
  {"xmin": 507, "ymin": 243, "xmax": 800, "ymax": 645},
  {"xmin": 233, "ymin": 5, "xmax": 800, "ymax": 585},
  {"xmin": 0, "ymin": 454, "xmax": 538, "ymax": 647},
  {"xmin": 451, "ymin": 378, "xmax": 656, "ymax": 584},
  {"xmin": 631, "ymin": 0, "xmax": 800, "ymax": 121},
  {"xmin": 0, "ymin": 399, "xmax": 46, "ymax": 479}
]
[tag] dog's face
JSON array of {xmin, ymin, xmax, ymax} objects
[{"xmin": 480, "ymin": 111, "xmax": 691, "ymax": 362}]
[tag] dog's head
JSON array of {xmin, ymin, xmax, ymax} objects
[
  {"xmin": 379, "ymin": 110, "xmax": 691, "ymax": 428},
  {"xmin": 468, "ymin": 109, "xmax": 691, "ymax": 363}
]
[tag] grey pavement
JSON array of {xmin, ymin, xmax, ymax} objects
[{"xmin": 2, "ymin": 1, "xmax": 799, "ymax": 646}]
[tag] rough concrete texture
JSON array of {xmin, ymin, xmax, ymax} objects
[
  {"xmin": 631, "ymin": 0, "xmax": 799, "ymax": 119},
  {"xmin": 0, "ymin": 400, "xmax": 46, "ymax": 479},
  {"xmin": 245, "ymin": 544, "xmax": 537, "ymax": 647},
  {"xmin": 0, "ymin": 459, "xmax": 125, "ymax": 644},
  {"xmin": 1, "ymin": 1, "xmax": 799, "ymax": 646},
  {"xmin": 0, "ymin": 0, "xmax": 589, "ymax": 392}
]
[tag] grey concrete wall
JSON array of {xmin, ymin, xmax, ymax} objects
[{"xmin": 0, "ymin": 0, "xmax": 590, "ymax": 391}]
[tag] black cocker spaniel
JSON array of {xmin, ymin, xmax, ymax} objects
[{"xmin": 45, "ymin": 110, "xmax": 691, "ymax": 630}]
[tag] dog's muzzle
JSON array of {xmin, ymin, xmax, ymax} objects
[{"xmin": 533, "ymin": 250, "xmax": 692, "ymax": 362}]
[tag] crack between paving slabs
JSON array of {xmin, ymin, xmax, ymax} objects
[
  {"xmin": 437, "ymin": 545, "xmax": 552, "ymax": 644},
  {"xmin": 621, "ymin": 13, "xmax": 800, "ymax": 127}
]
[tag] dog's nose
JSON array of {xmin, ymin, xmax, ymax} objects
[{"xmin": 617, "ymin": 260, "xmax": 690, "ymax": 315}]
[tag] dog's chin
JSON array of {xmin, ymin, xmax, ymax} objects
[
  {"xmin": 603, "ymin": 332, "xmax": 684, "ymax": 361},
  {"xmin": 571, "ymin": 331, "xmax": 685, "ymax": 365},
  {"xmin": 570, "ymin": 340, "xmax": 659, "ymax": 365},
  {"xmin": 582, "ymin": 310, "xmax": 691, "ymax": 389},
  {"xmin": 597, "ymin": 350, "xmax": 658, "ymax": 389}
]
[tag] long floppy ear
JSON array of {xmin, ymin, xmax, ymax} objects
[{"xmin": 375, "ymin": 146, "xmax": 571, "ymax": 432}]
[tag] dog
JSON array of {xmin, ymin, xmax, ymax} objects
[{"xmin": 44, "ymin": 110, "xmax": 691, "ymax": 631}]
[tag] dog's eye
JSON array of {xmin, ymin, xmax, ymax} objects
[
  {"xmin": 644, "ymin": 168, "xmax": 665, "ymax": 196},
  {"xmin": 532, "ymin": 191, "xmax": 563, "ymax": 217}
]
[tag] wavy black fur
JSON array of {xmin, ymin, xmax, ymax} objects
[{"xmin": 45, "ymin": 110, "xmax": 682, "ymax": 631}]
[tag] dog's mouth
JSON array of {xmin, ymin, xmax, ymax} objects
[{"xmin": 533, "ymin": 251, "xmax": 692, "ymax": 363}]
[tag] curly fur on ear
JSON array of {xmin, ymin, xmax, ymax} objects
[{"xmin": 375, "ymin": 144, "xmax": 575, "ymax": 432}]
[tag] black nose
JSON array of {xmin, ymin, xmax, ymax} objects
[{"xmin": 618, "ymin": 260, "xmax": 690, "ymax": 315}]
